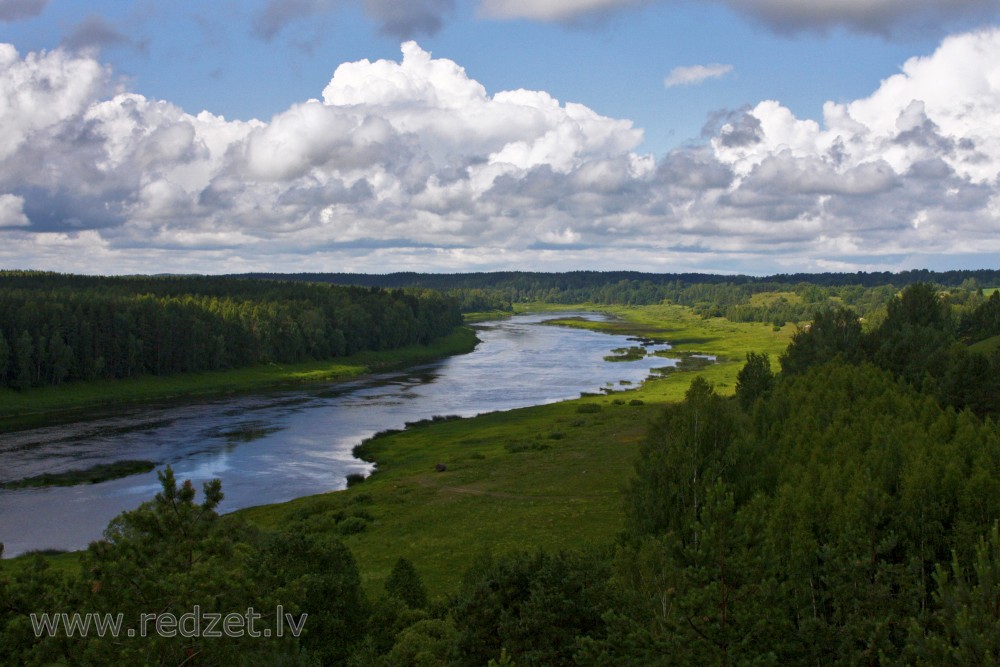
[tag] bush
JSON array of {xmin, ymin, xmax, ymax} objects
[
  {"xmin": 349, "ymin": 508, "xmax": 374, "ymax": 522},
  {"xmin": 576, "ymin": 404, "xmax": 602, "ymax": 414},
  {"xmin": 385, "ymin": 557, "xmax": 429, "ymax": 609},
  {"xmin": 346, "ymin": 472, "xmax": 366, "ymax": 487},
  {"xmin": 505, "ymin": 441, "xmax": 551, "ymax": 454},
  {"xmin": 338, "ymin": 516, "xmax": 369, "ymax": 535}
]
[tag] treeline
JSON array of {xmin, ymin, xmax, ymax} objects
[
  {"xmin": 781, "ymin": 284, "xmax": 1000, "ymax": 417},
  {"xmin": 239, "ymin": 268, "xmax": 1000, "ymax": 291},
  {"xmin": 0, "ymin": 272, "xmax": 462, "ymax": 390},
  {"xmin": 237, "ymin": 269, "xmax": 998, "ymax": 325}
]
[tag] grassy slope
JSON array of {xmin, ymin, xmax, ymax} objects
[
  {"xmin": 237, "ymin": 305, "xmax": 793, "ymax": 595},
  {"xmin": 969, "ymin": 333, "xmax": 1000, "ymax": 355},
  {"xmin": 0, "ymin": 328, "xmax": 479, "ymax": 428}
]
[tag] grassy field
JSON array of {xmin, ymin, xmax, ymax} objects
[
  {"xmin": 3, "ymin": 305, "xmax": 794, "ymax": 596},
  {"xmin": 238, "ymin": 397, "xmax": 656, "ymax": 595},
  {"xmin": 969, "ymin": 333, "xmax": 1000, "ymax": 355},
  {"xmin": 528, "ymin": 302, "xmax": 794, "ymax": 400},
  {"xmin": 0, "ymin": 328, "xmax": 479, "ymax": 429}
]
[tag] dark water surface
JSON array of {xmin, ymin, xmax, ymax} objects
[{"xmin": 0, "ymin": 313, "xmax": 677, "ymax": 557}]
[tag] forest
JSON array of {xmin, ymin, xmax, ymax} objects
[
  {"xmin": 0, "ymin": 272, "xmax": 463, "ymax": 390},
  {"xmin": 3, "ymin": 282, "xmax": 1000, "ymax": 664},
  {"xmin": 239, "ymin": 269, "xmax": 998, "ymax": 324}
]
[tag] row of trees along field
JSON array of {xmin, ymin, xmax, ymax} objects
[
  {"xmin": 6, "ymin": 283, "xmax": 1000, "ymax": 664},
  {"xmin": 239, "ymin": 269, "xmax": 1000, "ymax": 326},
  {"xmin": 0, "ymin": 272, "xmax": 463, "ymax": 390}
]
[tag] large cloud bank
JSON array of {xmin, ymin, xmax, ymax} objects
[
  {"xmin": 1, "ymin": 30, "xmax": 999, "ymax": 273},
  {"xmin": 254, "ymin": 0, "xmax": 1000, "ymax": 37},
  {"xmin": 480, "ymin": 0, "xmax": 1000, "ymax": 34}
]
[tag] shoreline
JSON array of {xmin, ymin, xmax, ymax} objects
[{"xmin": 0, "ymin": 327, "xmax": 480, "ymax": 432}]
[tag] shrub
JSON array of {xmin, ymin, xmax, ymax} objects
[
  {"xmin": 505, "ymin": 441, "xmax": 551, "ymax": 454},
  {"xmin": 338, "ymin": 516, "xmax": 368, "ymax": 535}
]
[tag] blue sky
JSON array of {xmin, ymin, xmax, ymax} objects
[{"xmin": 1, "ymin": 0, "xmax": 999, "ymax": 274}]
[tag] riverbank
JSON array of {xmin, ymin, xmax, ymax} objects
[
  {"xmin": 237, "ymin": 305, "xmax": 794, "ymax": 594},
  {"xmin": 0, "ymin": 327, "xmax": 479, "ymax": 430},
  {"xmin": 524, "ymin": 302, "xmax": 793, "ymax": 400}
]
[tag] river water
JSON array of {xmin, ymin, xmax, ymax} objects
[{"xmin": 0, "ymin": 313, "xmax": 678, "ymax": 557}]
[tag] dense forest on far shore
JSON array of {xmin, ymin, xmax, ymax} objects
[
  {"xmin": 0, "ymin": 272, "xmax": 463, "ymax": 391},
  {"xmin": 236, "ymin": 269, "xmax": 1000, "ymax": 324}
]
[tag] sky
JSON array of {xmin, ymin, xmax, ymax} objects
[{"xmin": 1, "ymin": 0, "xmax": 999, "ymax": 276}]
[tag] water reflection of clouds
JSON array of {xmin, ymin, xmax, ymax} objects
[{"xmin": 182, "ymin": 452, "xmax": 232, "ymax": 480}]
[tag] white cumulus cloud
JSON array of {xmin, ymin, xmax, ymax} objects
[
  {"xmin": 0, "ymin": 30, "xmax": 999, "ymax": 274},
  {"xmin": 0, "ymin": 43, "xmax": 109, "ymax": 161},
  {"xmin": 0, "ymin": 194, "xmax": 29, "ymax": 226}
]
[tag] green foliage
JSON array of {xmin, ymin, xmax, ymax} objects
[
  {"xmin": 779, "ymin": 305, "xmax": 864, "ymax": 375},
  {"xmin": 605, "ymin": 360, "xmax": 1000, "ymax": 663},
  {"xmin": 623, "ymin": 377, "xmax": 742, "ymax": 543},
  {"xmin": 883, "ymin": 281, "xmax": 952, "ymax": 331},
  {"xmin": 908, "ymin": 523, "xmax": 1000, "ymax": 665},
  {"xmin": 0, "ymin": 271, "xmax": 462, "ymax": 391},
  {"xmin": 959, "ymin": 291, "xmax": 1000, "ymax": 343},
  {"xmin": 776, "ymin": 283, "xmax": 1000, "ymax": 419},
  {"xmin": 504, "ymin": 440, "xmax": 551, "ymax": 453},
  {"xmin": 338, "ymin": 516, "xmax": 370, "ymax": 535},
  {"xmin": 0, "ymin": 326, "xmax": 478, "ymax": 423},
  {"xmin": 382, "ymin": 618, "xmax": 458, "ymax": 666},
  {"xmin": 449, "ymin": 549, "xmax": 613, "ymax": 667},
  {"xmin": 0, "ymin": 468, "xmax": 375, "ymax": 665},
  {"xmin": 255, "ymin": 529, "xmax": 368, "ymax": 665},
  {"xmin": 385, "ymin": 558, "xmax": 429, "ymax": 610},
  {"xmin": 734, "ymin": 351, "xmax": 774, "ymax": 411}
]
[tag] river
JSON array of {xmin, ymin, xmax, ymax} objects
[{"xmin": 0, "ymin": 313, "xmax": 681, "ymax": 557}]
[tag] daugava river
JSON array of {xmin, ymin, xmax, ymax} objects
[{"xmin": 0, "ymin": 312, "xmax": 681, "ymax": 557}]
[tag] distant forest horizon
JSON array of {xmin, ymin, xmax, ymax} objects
[{"xmin": 233, "ymin": 268, "xmax": 1000, "ymax": 289}]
